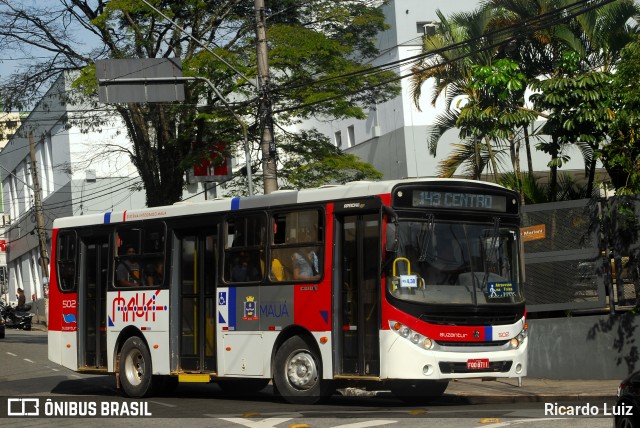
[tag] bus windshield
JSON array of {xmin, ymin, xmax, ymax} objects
[{"xmin": 387, "ymin": 219, "xmax": 523, "ymax": 306}]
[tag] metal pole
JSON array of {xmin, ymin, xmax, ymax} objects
[
  {"xmin": 254, "ymin": 0, "xmax": 278, "ymax": 194},
  {"xmin": 28, "ymin": 131, "xmax": 50, "ymax": 285}
]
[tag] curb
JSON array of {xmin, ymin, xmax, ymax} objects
[
  {"xmin": 447, "ymin": 394, "xmax": 617, "ymax": 405},
  {"xmin": 342, "ymin": 388, "xmax": 617, "ymax": 405}
]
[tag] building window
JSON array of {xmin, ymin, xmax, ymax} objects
[
  {"xmin": 334, "ymin": 131, "xmax": 342, "ymax": 148},
  {"xmin": 347, "ymin": 125, "xmax": 355, "ymax": 148},
  {"xmin": 417, "ymin": 21, "xmax": 437, "ymax": 35}
]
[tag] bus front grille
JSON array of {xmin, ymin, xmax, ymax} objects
[
  {"xmin": 435, "ymin": 340, "xmax": 510, "ymax": 347},
  {"xmin": 438, "ymin": 361, "xmax": 513, "ymax": 374},
  {"xmin": 420, "ymin": 313, "xmax": 520, "ymax": 326}
]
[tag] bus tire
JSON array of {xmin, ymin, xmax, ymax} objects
[
  {"xmin": 119, "ymin": 336, "xmax": 153, "ymax": 398},
  {"xmin": 390, "ymin": 380, "xmax": 448, "ymax": 404},
  {"xmin": 273, "ymin": 336, "xmax": 327, "ymax": 404}
]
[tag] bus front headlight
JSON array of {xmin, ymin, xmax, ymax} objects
[{"xmin": 390, "ymin": 320, "xmax": 435, "ymax": 350}]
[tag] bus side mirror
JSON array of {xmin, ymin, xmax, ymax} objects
[
  {"xmin": 383, "ymin": 206, "xmax": 398, "ymax": 252},
  {"xmin": 386, "ymin": 223, "xmax": 398, "ymax": 252}
]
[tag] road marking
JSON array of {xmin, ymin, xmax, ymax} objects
[
  {"xmin": 219, "ymin": 417, "xmax": 292, "ymax": 427},
  {"xmin": 217, "ymin": 419, "xmax": 397, "ymax": 428},
  {"xmin": 147, "ymin": 400, "xmax": 176, "ymax": 408},
  {"xmin": 332, "ymin": 421, "xmax": 397, "ymax": 428},
  {"xmin": 23, "ymin": 359, "xmax": 35, "ymax": 363},
  {"xmin": 6, "ymin": 352, "xmax": 17, "ymax": 357},
  {"xmin": 474, "ymin": 418, "xmax": 567, "ymax": 427}
]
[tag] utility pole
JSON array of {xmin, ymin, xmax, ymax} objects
[
  {"xmin": 254, "ymin": 0, "xmax": 278, "ymax": 194},
  {"xmin": 28, "ymin": 131, "xmax": 49, "ymax": 285}
]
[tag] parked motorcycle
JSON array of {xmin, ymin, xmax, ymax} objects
[{"xmin": 0, "ymin": 301, "xmax": 32, "ymax": 330}]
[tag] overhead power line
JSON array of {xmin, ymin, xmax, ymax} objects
[{"xmin": 272, "ymin": 0, "xmax": 615, "ymax": 114}]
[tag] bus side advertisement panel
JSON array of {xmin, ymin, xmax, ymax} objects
[
  {"xmin": 106, "ymin": 289, "xmax": 169, "ymax": 332},
  {"xmin": 216, "ymin": 284, "xmax": 331, "ymax": 333}
]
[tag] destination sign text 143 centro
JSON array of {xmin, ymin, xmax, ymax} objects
[{"xmin": 412, "ymin": 191, "xmax": 507, "ymax": 212}]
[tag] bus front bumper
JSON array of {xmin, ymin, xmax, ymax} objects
[{"xmin": 380, "ymin": 329, "xmax": 527, "ymax": 380}]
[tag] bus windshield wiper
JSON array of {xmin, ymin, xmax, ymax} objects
[
  {"xmin": 418, "ymin": 214, "xmax": 435, "ymax": 262},
  {"xmin": 480, "ymin": 217, "xmax": 501, "ymax": 291}
]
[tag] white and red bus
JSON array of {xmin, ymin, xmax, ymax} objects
[{"xmin": 48, "ymin": 178, "xmax": 527, "ymax": 404}]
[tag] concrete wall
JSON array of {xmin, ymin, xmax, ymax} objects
[{"xmin": 528, "ymin": 314, "xmax": 640, "ymax": 379}]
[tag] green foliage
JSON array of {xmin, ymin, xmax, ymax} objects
[
  {"xmin": 603, "ymin": 35, "xmax": 640, "ymax": 194},
  {"xmin": 0, "ymin": 0, "xmax": 397, "ymax": 206},
  {"xmin": 277, "ymin": 129, "xmax": 382, "ymax": 189},
  {"xmin": 499, "ymin": 172, "xmax": 589, "ymax": 204},
  {"xmin": 530, "ymin": 62, "xmax": 611, "ymax": 148},
  {"xmin": 222, "ymin": 129, "xmax": 382, "ymax": 196},
  {"xmin": 410, "ymin": 0, "xmax": 640, "ymax": 197}
]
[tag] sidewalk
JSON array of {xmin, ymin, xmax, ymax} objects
[{"xmin": 444, "ymin": 377, "xmax": 620, "ymax": 404}]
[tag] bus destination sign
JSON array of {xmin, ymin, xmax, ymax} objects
[{"xmin": 412, "ymin": 190, "xmax": 507, "ymax": 212}]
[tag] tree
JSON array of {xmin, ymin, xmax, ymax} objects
[
  {"xmin": 529, "ymin": 51, "xmax": 611, "ymax": 200},
  {"xmin": 410, "ymin": 0, "xmax": 640, "ymax": 197},
  {"xmin": 487, "ymin": 0, "xmax": 638, "ymax": 197},
  {"xmin": 409, "ymin": 8, "xmax": 496, "ymax": 162},
  {"xmin": 604, "ymin": 35, "xmax": 640, "ymax": 194},
  {"xmin": 223, "ymin": 129, "xmax": 382, "ymax": 195},
  {"xmin": 0, "ymin": 0, "xmax": 399, "ymax": 206},
  {"xmin": 455, "ymin": 59, "xmax": 537, "ymax": 203}
]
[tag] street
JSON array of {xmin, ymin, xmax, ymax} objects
[{"xmin": 0, "ymin": 329, "xmax": 616, "ymax": 427}]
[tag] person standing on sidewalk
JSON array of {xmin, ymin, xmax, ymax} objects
[{"xmin": 16, "ymin": 288, "xmax": 26, "ymax": 309}]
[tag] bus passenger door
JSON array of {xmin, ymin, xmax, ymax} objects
[
  {"xmin": 79, "ymin": 235, "xmax": 109, "ymax": 370},
  {"xmin": 177, "ymin": 230, "xmax": 217, "ymax": 372},
  {"xmin": 334, "ymin": 213, "xmax": 380, "ymax": 377}
]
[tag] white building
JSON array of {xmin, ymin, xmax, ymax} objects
[
  {"xmin": 299, "ymin": 0, "xmax": 593, "ymax": 180},
  {"xmin": 1, "ymin": 71, "xmax": 145, "ymax": 306}
]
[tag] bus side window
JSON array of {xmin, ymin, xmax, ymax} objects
[
  {"xmin": 269, "ymin": 210, "xmax": 323, "ymax": 282},
  {"xmin": 224, "ymin": 215, "xmax": 266, "ymax": 283},
  {"xmin": 57, "ymin": 230, "xmax": 78, "ymax": 292},
  {"xmin": 114, "ymin": 223, "xmax": 166, "ymax": 288}
]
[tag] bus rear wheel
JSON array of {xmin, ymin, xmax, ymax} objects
[
  {"xmin": 273, "ymin": 336, "xmax": 328, "ymax": 404},
  {"xmin": 389, "ymin": 380, "xmax": 449, "ymax": 404},
  {"xmin": 119, "ymin": 336, "xmax": 153, "ymax": 398}
]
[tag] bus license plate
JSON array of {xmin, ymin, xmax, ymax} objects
[{"xmin": 467, "ymin": 359, "xmax": 490, "ymax": 369}]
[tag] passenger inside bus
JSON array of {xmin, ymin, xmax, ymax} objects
[
  {"xmin": 292, "ymin": 249, "xmax": 319, "ymax": 280},
  {"xmin": 230, "ymin": 251, "xmax": 261, "ymax": 282},
  {"xmin": 270, "ymin": 257, "xmax": 285, "ymax": 281},
  {"xmin": 145, "ymin": 260, "xmax": 164, "ymax": 286},
  {"xmin": 116, "ymin": 246, "xmax": 142, "ymax": 287}
]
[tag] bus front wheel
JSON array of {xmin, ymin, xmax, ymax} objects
[
  {"xmin": 119, "ymin": 336, "xmax": 153, "ymax": 398},
  {"xmin": 273, "ymin": 336, "xmax": 328, "ymax": 404}
]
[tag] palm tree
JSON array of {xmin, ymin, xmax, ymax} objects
[
  {"xmin": 409, "ymin": 8, "xmax": 497, "ymax": 174},
  {"xmin": 491, "ymin": 0, "xmax": 639, "ymax": 193},
  {"xmin": 409, "ymin": 1, "xmax": 570, "ymax": 185}
]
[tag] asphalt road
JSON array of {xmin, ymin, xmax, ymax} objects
[{"xmin": 0, "ymin": 329, "xmax": 615, "ymax": 427}]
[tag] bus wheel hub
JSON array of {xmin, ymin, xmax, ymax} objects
[{"xmin": 287, "ymin": 352, "xmax": 317, "ymax": 390}]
